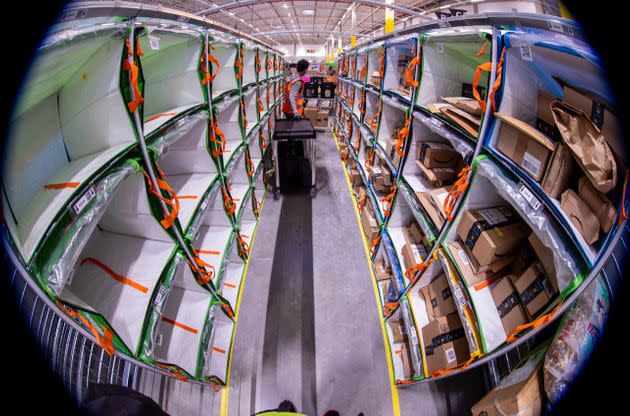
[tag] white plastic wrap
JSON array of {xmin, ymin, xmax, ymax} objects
[
  {"xmin": 475, "ymin": 157, "xmax": 583, "ymax": 292},
  {"xmin": 149, "ymin": 110, "xmax": 209, "ymax": 155}
]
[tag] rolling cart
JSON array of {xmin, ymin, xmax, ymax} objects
[{"xmin": 272, "ymin": 118, "xmax": 317, "ymax": 199}]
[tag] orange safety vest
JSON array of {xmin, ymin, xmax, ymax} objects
[{"xmin": 282, "ymin": 78, "xmax": 305, "ymax": 117}]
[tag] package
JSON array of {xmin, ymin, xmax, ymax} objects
[
  {"xmin": 385, "ymin": 139, "xmax": 402, "ymax": 166},
  {"xmin": 374, "ymin": 258, "xmax": 391, "ymax": 281},
  {"xmin": 527, "ymin": 233, "xmax": 559, "ymax": 294},
  {"xmin": 419, "ymin": 286, "xmax": 435, "ymax": 321},
  {"xmin": 491, "ymin": 276, "xmax": 529, "ymax": 336},
  {"xmin": 349, "ymin": 169, "xmax": 362, "ymax": 185},
  {"xmin": 361, "ymin": 205, "xmax": 379, "ymax": 242},
  {"xmin": 388, "ymin": 319, "xmax": 408, "ymax": 343},
  {"xmin": 543, "ymin": 275, "xmax": 609, "ymax": 404},
  {"xmin": 440, "ymin": 96, "xmax": 482, "ymax": 116},
  {"xmin": 494, "ymin": 113, "xmax": 556, "ymax": 182},
  {"xmin": 456, "ymin": 207, "xmax": 529, "ymax": 267},
  {"xmin": 416, "ymin": 187, "xmax": 450, "ymax": 230},
  {"xmin": 541, "ymin": 143, "xmax": 575, "ymax": 198},
  {"xmin": 535, "ymin": 90, "xmax": 561, "ymax": 141},
  {"xmin": 400, "ymin": 341, "xmax": 414, "ymax": 379},
  {"xmin": 440, "ymin": 106, "xmax": 481, "ymax": 137},
  {"xmin": 510, "ymin": 262, "xmax": 556, "ymax": 318},
  {"xmin": 380, "ymin": 279, "xmax": 391, "ymax": 303},
  {"xmin": 354, "ymin": 185, "xmax": 367, "ymax": 203},
  {"xmin": 472, "ymin": 349, "xmax": 545, "ymax": 416},
  {"xmin": 562, "ymin": 84, "xmax": 625, "ymax": 167},
  {"xmin": 560, "ymin": 189, "xmax": 599, "ymax": 244},
  {"xmin": 304, "ymin": 107, "xmax": 318, "ymax": 125},
  {"xmin": 367, "ymin": 163, "xmax": 393, "ymax": 194},
  {"xmin": 578, "ymin": 176, "xmax": 615, "ymax": 234},
  {"xmin": 426, "ymin": 274, "xmax": 456, "ymax": 319},
  {"xmin": 402, "ymin": 242, "xmax": 427, "ymax": 272},
  {"xmin": 370, "ymin": 71, "xmax": 382, "ymax": 87},
  {"xmin": 416, "ymin": 161, "xmax": 457, "ymax": 187},
  {"xmin": 340, "ymin": 147, "xmax": 349, "ymax": 160},
  {"xmin": 551, "ymin": 101, "xmax": 617, "ymax": 193},
  {"xmin": 402, "ymin": 221, "xmax": 424, "ymax": 246},
  {"xmin": 316, "ymin": 110, "xmax": 329, "ymax": 128},
  {"xmin": 447, "ymin": 241, "xmax": 511, "ymax": 288},
  {"xmin": 421, "ymin": 313, "xmax": 470, "ymax": 375},
  {"xmin": 416, "ymin": 142, "xmax": 459, "ymax": 168}
]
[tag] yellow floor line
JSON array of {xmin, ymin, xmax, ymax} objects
[
  {"xmin": 330, "ymin": 128, "xmax": 401, "ymax": 416},
  {"xmin": 221, "ymin": 189, "xmax": 268, "ymax": 416}
]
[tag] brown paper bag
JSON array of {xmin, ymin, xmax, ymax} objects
[{"xmin": 551, "ymin": 101, "xmax": 617, "ymax": 193}]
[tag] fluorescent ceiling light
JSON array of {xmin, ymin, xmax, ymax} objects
[
  {"xmin": 302, "ymin": 9, "xmax": 315, "ymax": 16},
  {"xmin": 282, "ymin": 3, "xmax": 289, "ymax": 8},
  {"xmin": 470, "ymin": 0, "xmax": 485, "ymax": 2}
]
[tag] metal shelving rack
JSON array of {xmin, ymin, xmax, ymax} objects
[{"xmin": 333, "ymin": 13, "xmax": 628, "ymax": 386}]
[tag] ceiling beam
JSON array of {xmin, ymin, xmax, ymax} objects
[{"xmin": 258, "ymin": 29, "xmax": 366, "ymax": 36}]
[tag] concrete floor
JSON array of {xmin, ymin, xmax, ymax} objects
[{"xmin": 226, "ymin": 130, "xmax": 486, "ymax": 415}]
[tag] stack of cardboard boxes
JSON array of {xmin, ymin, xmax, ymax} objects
[
  {"xmin": 448, "ymin": 205, "xmax": 559, "ymax": 338},
  {"xmin": 418, "ymin": 273, "xmax": 471, "ymax": 374},
  {"xmin": 375, "ymin": 258, "xmax": 394, "ymax": 307},
  {"xmin": 366, "ymin": 158, "xmax": 394, "ymax": 195},
  {"xmin": 360, "ymin": 200, "xmax": 379, "ymax": 243},
  {"xmin": 494, "ymin": 83, "xmax": 621, "ymax": 246},
  {"xmin": 388, "ymin": 317, "xmax": 414, "ymax": 379},
  {"xmin": 304, "ymin": 106, "xmax": 330, "ymax": 129},
  {"xmin": 426, "ymin": 96, "xmax": 482, "ymax": 137},
  {"xmin": 415, "ymin": 142, "xmax": 462, "ymax": 187},
  {"xmin": 401, "ymin": 221, "xmax": 427, "ymax": 273}
]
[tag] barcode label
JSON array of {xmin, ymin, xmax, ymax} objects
[
  {"xmin": 522, "ymin": 152, "xmax": 542, "ymax": 176},
  {"xmin": 519, "ymin": 184, "xmax": 542, "ymax": 211},
  {"xmin": 430, "ymin": 117, "xmax": 443, "ymax": 129},
  {"xmin": 445, "ymin": 347, "xmax": 456, "ymax": 363},
  {"xmin": 454, "ymin": 285, "xmax": 466, "ymax": 306},
  {"xmin": 457, "ymin": 249, "xmax": 470, "ymax": 265},
  {"xmin": 548, "ymin": 21, "xmax": 574, "ymax": 36},
  {"xmin": 200, "ymin": 197, "xmax": 209, "ymax": 211},
  {"xmin": 479, "ymin": 208, "xmax": 508, "ymax": 226},
  {"xmin": 520, "ymin": 45, "xmax": 533, "ymax": 61},
  {"xmin": 72, "ymin": 187, "xmax": 96, "ymax": 216},
  {"xmin": 149, "ymin": 36, "xmax": 160, "ymax": 50},
  {"xmin": 156, "ymin": 334, "xmax": 163, "ymax": 347},
  {"xmin": 436, "ymin": 44, "xmax": 444, "ymax": 53},
  {"xmin": 177, "ymin": 115, "xmax": 189, "ymax": 128}
]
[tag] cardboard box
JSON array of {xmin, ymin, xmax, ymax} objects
[
  {"xmin": 491, "ymin": 277, "xmax": 529, "ymax": 336},
  {"xmin": 402, "ymin": 243, "xmax": 427, "ymax": 272},
  {"xmin": 456, "ymin": 207, "xmax": 529, "ymax": 267},
  {"xmin": 361, "ymin": 205, "xmax": 379, "ymax": 242},
  {"xmin": 535, "ymin": 91, "xmax": 562, "ymax": 141},
  {"xmin": 440, "ymin": 96, "xmax": 482, "ymax": 116},
  {"xmin": 421, "ymin": 313, "xmax": 470, "ymax": 375},
  {"xmin": 471, "ymin": 350, "xmax": 544, "ymax": 416},
  {"xmin": 416, "ymin": 187, "xmax": 450, "ymax": 230},
  {"xmin": 426, "ymin": 274, "xmax": 456, "ymax": 319},
  {"xmin": 388, "ymin": 319, "xmax": 408, "ymax": 344},
  {"xmin": 340, "ymin": 148, "xmax": 349, "ymax": 160},
  {"xmin": 368, "ymin": 163, "xmax": 393, "ymax": 194},
  {"xmin": 447, "ymin": 241, "xmax": 512, "ymax": 289},
  {"xmin": 349, "ymin": 169, "xmax": 362, "ymax": 185},
  {"xmin": 419, "ymin": 286, "xmax": 435, "ymax": 321},
  {"xmin": 510, "ymin": 262, "xmax": 555, "ymax": 318},
  {"xmin": 527, "ymin": 233, "xmax": 559, "ymax": 294},
  {"xmin": 304, "ymin": 107, "xmax": 318, "ymax": 125},
  {"xmin": 316, "ymin": 110, "xmax": 329, "ymax": 128},
  {"xmin": 578, "ymin": 176, "xmax": 615, "ymax": 233},
  {"xmin": 541, "ymin": 143, "xmax": 574, "ymax": 198},
  {"xmin": 400, "ymin": 342, "xmax": 413, "ymax": 379},
  {"xmin": 416, "ymin": 161, "xmax": 457, "ymax": 187},
  {"xmin": 494, "ymin": 113, "xmax": 556, "ymax": 182},
  {"xmin": 354, "ymin": 185, "xmax": 367, "ymax": 203},
  {"xmin": 440, "ymin": 106, "xmax": 481, "ymax": 137},
  {"xmin": 374, "ymin": 259, "xmax": 391, "ymax": 281},
  {"xmin": 416, "ymin": 142, "xmax": 460, "ymax": 168},
  {"xmin": 563, "ymin": 84, "xmax": 625, "ymax": 167},
  {"xmin": 403, "ymin": 222, "xmax": 424, "ymax": 246},
  {"xmin": 560, "ymin": 189, "xmax": 599, "ymax": 245}
]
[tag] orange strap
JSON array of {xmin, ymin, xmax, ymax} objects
[
  {"xmin": 235, "ymin": 48, "xmax": 243, "ymax": 80},
  {"xmin": 382, "ymin": 301, "xmax": 398, "ymax": 318},
  {"xmin": 366, "ymin": 148, "xmax": 376, "ymax": 168},
  {"xmin": 257, "ymin": 98, "xmax": 264, "ymax": 113},
  {"xmin": 266, "ymin": 56, "xmax": 272, "ymax": 71},
  {"xmin": 369, "ymin": 101, "xmax": 381, "ymax": 130},
  {"xmin": 241, "ymin": 99, "xmax": 248, "ymax": 131},
  {"xmin": 360, "ymin": 60, "xmax": 368, "ymax": 79},
  {"xmin": 353, "ymin": 131, "xmax": 361, "ymax": 152},
  {"xmin": 618, "ymin": 170, "xmax": 629, "ymax": 225},
  {"xmin": 238, "ymin": 234, "xmax": 250, "ymax": 256},
  {"xmin": 222, "ymin": 185, "xmax": 236, "ymax": 216},
  {"xmin": 136, "ymin": 38, "xmax": 145, "ymax": 57},
  {"xmin": 404, "ymin": 261, "xmax": 428, "ymax": 281},
  {"xmin": 246, "ymin": 151, "xmax": 255, "ymax": 177},
  {"xmin": 252, "ymin": 193, "xmax": 260, "ymax": 217},
  {"xmin": 212, "ymin": 346, "xmax": 226, "ymax": 354},
  {"xmin": 43, "ymin": 182, "xmax": 80, "ymax": 189},
  {"xmin": 161, "ymin": 316, "xmax": 198, "ymax": 334},
  {"xmin": 380, "ymin": 186, "xmax": 396, "ymax": 218},
  {"xmin": 476, "ymin": 39, "xmax": 489, "ymax": 57},
  {"xmin": 145, "ymin": 112, "xmax": 177, "ymax": 123},
  {"xmin": 186, "ymin": 255, "xmax": 216, "ymax": 286},
  {"xmin": 432, "ymin": 355, "xmax": 476, "ymax": 377},
  {"xmin": 358, "ymin": 195, "xmax": 367, "ymax": 211},
  {"xmin": 259, "ymin": 129, "xmax": 268, "ymax": 152},
  {"xmin": 255, "ymin": 53, "xmax": 261, "ymax": 74},
  {"xmin": 443, "ymin": 166, "xmax": 471, "ymax": 222},
  {"xmin": 472, "ymin": 61, "xmax": 492, "ymax": 113},
  {"xmin": 377, "ymin": 47, "xmax": 385, "ymax": 77},
  {"xmin": 123, "ymin": 39, "xmax": 144, "ymax": 113},
  {"xmin": 266, "ymin": 87, "xmax": 271, "ymax": 106},
  {"xmin": 405, "ymin": 46, "xmax": 420, "ymax": 88},
  {"xmin": 359, "ymin": 91, "xmax": 366, "ymax": 115},
  {"xmin": 177, "ymin": 195, "xmax": 198, "ymax": 200},
  {"xmin": 142, "ymin": 165, "xmax": 179, "ymax": 229},
  {"xmin": 56, "ymin": 301, "xmax": 114, "ymax": 355},
  {"xmin": 210, "ymin": 118, "xmax": 227, "ymax": 157},
  {"xmin": 369, "ymin": 235, "xmax": 381, "ymax": 255},
  {"xmin": 506, "ymin": 303, "xmax": 562, "ymax": 343},
  {"xmin": 488, "ymin": 48, "xmax": 506, "ymax": 113},
  {"xmin": 81, "ymin": 257, "xmax": 148, "ymax": 293},
  {"xmin": 156, "ymin": 363, "xmax": 188, "ymax": 382},
  {"xmin": 395, "ymin": 115, "xmax": 411, "ymax": 158},
  {"xmin": 195, "ymin": 249, "xmax": 220, "ymax": 256},
  {"xmin": 396, "ymin": 379, "xmax": 416, "ymax": 385},
  {"xmin": 472, "ymin": 275, "xmax": 502, "ymax": 292}
]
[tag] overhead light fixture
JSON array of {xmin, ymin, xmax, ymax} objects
[
  {"xmin": 470, "ymin": 0, "xmax": 485, "ymax": 2},
  {"xmin": 302, "ymin": 9, "xmax": 315, "ymax": 16},
  {"xmin": 282, "ymin": 3, "xmax": 289, "ymax": 8}
]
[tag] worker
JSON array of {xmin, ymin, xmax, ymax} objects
[
  {"xmin": 324, "ymin": 68, "xmax": 336, "ymax": 83},
  {"xmin": 282, "ymin": 59, "xmax": 309, "ymax": 119}
]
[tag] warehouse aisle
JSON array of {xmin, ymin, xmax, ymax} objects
[{"xmin": 227, "ymin": 130, "xmax": 393, "ymax": 415}]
